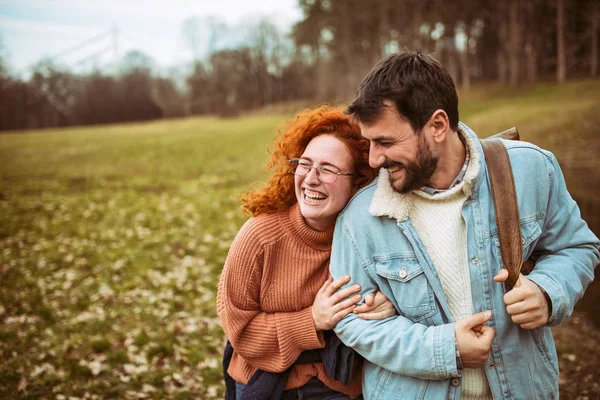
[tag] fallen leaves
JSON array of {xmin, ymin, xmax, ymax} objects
[{"xmin": 0, "ymin": 177, "xmax": 242, "ymax": 398}]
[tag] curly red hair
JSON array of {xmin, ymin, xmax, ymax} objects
[{"xmin": 242, "ymin": 105, "xmax": 376, "ymax": 216}]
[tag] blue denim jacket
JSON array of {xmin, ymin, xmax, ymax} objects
[{"xmin": 330, "ymin": 123, "xmax": 599, "ymax": 399}]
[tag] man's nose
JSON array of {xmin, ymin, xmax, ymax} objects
[{"xmin": 369, "ymin": 144, "xmax": 384, "ymax": 169}]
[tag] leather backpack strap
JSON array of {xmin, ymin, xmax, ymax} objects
[
  {"xmin": 480, "ymin": 137, "xmax": 523, "ymax": 288},
  {"xmin": 485, "ymin": 127, "xmax": 520, "ymax": 141}
]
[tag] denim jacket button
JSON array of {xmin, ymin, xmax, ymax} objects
[
  {"xmin": 450, "ymin": 377, "xmax": 461, "ymax": 387},
  {"xmin": 399, "ymin": 269, "xmax": 407, "ymax": 279}
]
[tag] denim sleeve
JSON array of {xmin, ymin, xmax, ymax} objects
[
  {"xmin": 330, "ymin": 215, "xmax": 460, "ymax": 380},
  {"xmin": 527, "ymin": 153, "xmax": 600, "ymax": 326}
]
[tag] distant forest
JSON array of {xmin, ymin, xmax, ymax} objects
[{"xmin": 1, "ymin": 0, "xmax": 598, "ymax": 131}]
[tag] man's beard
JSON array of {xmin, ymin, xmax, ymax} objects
[{"xmin": 383, "ymin": 136, "xmax": 439, "ymax": 194}]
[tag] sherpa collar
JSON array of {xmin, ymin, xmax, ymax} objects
[{"xmin": 368, "ymin": 123, "xmax": 482, "ymax": 223}]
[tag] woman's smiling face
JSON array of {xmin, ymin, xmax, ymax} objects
[{"xmin": 294, "ymin": 134, "xmax": 356, "ymax": 231}]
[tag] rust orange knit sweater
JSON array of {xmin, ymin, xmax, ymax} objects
[{"xmin": 216, "ymin": 203, "xmax": 362, "ymax": 397}]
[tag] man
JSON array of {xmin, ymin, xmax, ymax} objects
[{"xmin": 329, "ymin": 51, "xmax": 599, "ymax": 399}]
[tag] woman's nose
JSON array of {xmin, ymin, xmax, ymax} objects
[{"xmin": 304, "ymin": 167, "xmax": 321, "ymax": 184}]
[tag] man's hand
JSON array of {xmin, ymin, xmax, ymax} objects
[
  {"xmin": 494, "ymin": 269, "xmax": 549, "ymax": 330},
  {"xmin": 312, "ymin": 276, "xmax": 362, "ymax": 331},
  {"xmin": 353, "ymin": 290, "xmax": 398, "ymax": 320},
  {"xmin": 454, "ymin": 311, "xmax": 495, "ymax": 369}
]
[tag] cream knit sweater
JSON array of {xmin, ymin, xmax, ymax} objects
[{"xmin": 409, "ymin": 137, "xmax": 492, "ymax": 400}]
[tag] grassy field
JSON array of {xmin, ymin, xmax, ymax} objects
[{"xmin": 1, "ymin": 80, "xmax": 599, "ymax": 399}]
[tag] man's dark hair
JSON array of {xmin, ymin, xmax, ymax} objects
[{"xmin": 347, "ymin": 51, "xmax": 459, "ymax": 133}]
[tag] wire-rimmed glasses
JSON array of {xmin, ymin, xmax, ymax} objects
[{"xmin": 289, "ymin": 158, "xmax": 355, "ymax": 184}]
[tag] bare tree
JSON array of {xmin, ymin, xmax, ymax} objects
[
  {"xmin": 247, "ymin": 18, "xmax": 285, "ymax": 105},
  {"xmin": 524, "ymin": 0, "xmax": 540, "ymax": 83},
  {"xmin": 457, "ymin": 23, "xmax": 471, "ymax": 89},
  {"xmin": 181, "ymin": 16, "xmax": 227, "ymax": 62},
  {"xmin": 591, "ymin": 1, "xmax": 599, "ymax": 78},
  {"xmin": 119, "ymin": 50, "xmax": 155, "ymax": 74},
  {"xmin": 556, "ymin": 0, "xmax": 566, "ymax": 82},
  {"xmin": 205, "ymin": 16, "xmax": 227, "ymax": 56},
  {"xmin": 495, "ymin": 2, "xmax": 509, "ymax": 84},
  {"xmin": 508, "ymin": 0, "xmax": 522, "ymax": 87},
  {"xmin": 0, "ymin": 33, "xmax": 8, "ymax": 77},
  {"xmin": 181, "ymin": 17, "xmax": 203, "ymax": 62}
]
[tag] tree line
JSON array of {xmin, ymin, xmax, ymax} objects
[{"xmin": 0, "ymin": 0, "xmax": 598, "ymax": 131}]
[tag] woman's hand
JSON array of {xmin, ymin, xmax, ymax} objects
[
  {"xmin": 312, "ymin": 275, "xmax": 362, "ymax": 331},
  {"xmin": 353, "ymin": 290, "xmax": 397, "ymax": 320}
]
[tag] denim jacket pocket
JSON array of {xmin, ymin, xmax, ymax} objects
[
  {"xmin": 492, "ymin": 217, "xmax": 543, "ymax": 262},
  {"xmin": 375, "ymin": 258, "xmax": 436, "ymax": 322}
]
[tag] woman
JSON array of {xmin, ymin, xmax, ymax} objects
[{"xmin": 217, "ymin": 106, "xmax": 395, "ymax": 399}]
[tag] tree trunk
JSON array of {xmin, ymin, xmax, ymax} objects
[
  {"xmin": 496, "ymin": 3, "xmax": 509, "ymax": 84},
  {"xmin": 460, "ymin": 26, "xmax": 471, "ymax": 90},
  {"xmin": 315, "ymin": 46, "xmax": 328, "ymax": 101},
  {"xmin": 508, "ymin": 0, "xmax": 521, "ymax": 87},
  {"xmin": 556, "ymin": 0, "xmax": 566, "ymax": 83},
  {"xmin": 526, "ymin": 44, "xmax": 538, "ymax": 83},
  {"xmin": 445, "ymin": 38, "xmax": 459, "ymax": 85},
  {"xmin": 525, "ymin": 0, "xmax": 538, "ymax": 83},
  {"xmin": 339, "ymin": 3, "xmax": 356, "ymax": 101},
  {"xmin": 591, "ymin": 2, "xmax": 599, "ymax": 78},
  {"xmin": 413, "ymin": 3, "xmax": 423, "ymax": 50}
]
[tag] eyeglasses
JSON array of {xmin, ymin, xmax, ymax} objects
[{"xmin": 289, "ymin": 158, "xmax": 355, "ymax": 184}]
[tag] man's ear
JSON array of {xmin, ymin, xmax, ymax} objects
[{"xmin": 428, "ymin": 110, "xmax": 450, "ymax": 143}]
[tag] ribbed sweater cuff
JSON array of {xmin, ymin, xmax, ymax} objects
[{"xmin": 276, "ymin": 306, "xmax": 325, "ymax": 354}]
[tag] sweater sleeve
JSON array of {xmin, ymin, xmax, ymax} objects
[{"xmin": 216, "ymin": 218, "xmax": 325, "ymax": 373}]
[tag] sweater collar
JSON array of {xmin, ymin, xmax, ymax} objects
[
  {"xmin": 288, "ymin": 202, "xmax": 334, "ymax": 251},
  {"xmin": 369, "ymin": 122, "xmax": 481, "ymax": 223}
]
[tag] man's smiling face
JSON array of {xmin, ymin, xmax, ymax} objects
[{"xmin": 360, "ymin": 104, "xmax": 439, "ymax": 194}]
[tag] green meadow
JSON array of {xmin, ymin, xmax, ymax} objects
[{"xmin": 1, "ymin": 80, "xmax": 599, "ymax": 399}]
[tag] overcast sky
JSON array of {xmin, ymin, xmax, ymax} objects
[{"xmin": 0, "ymin": 0, "xmax": 302, "ymax": 74}]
